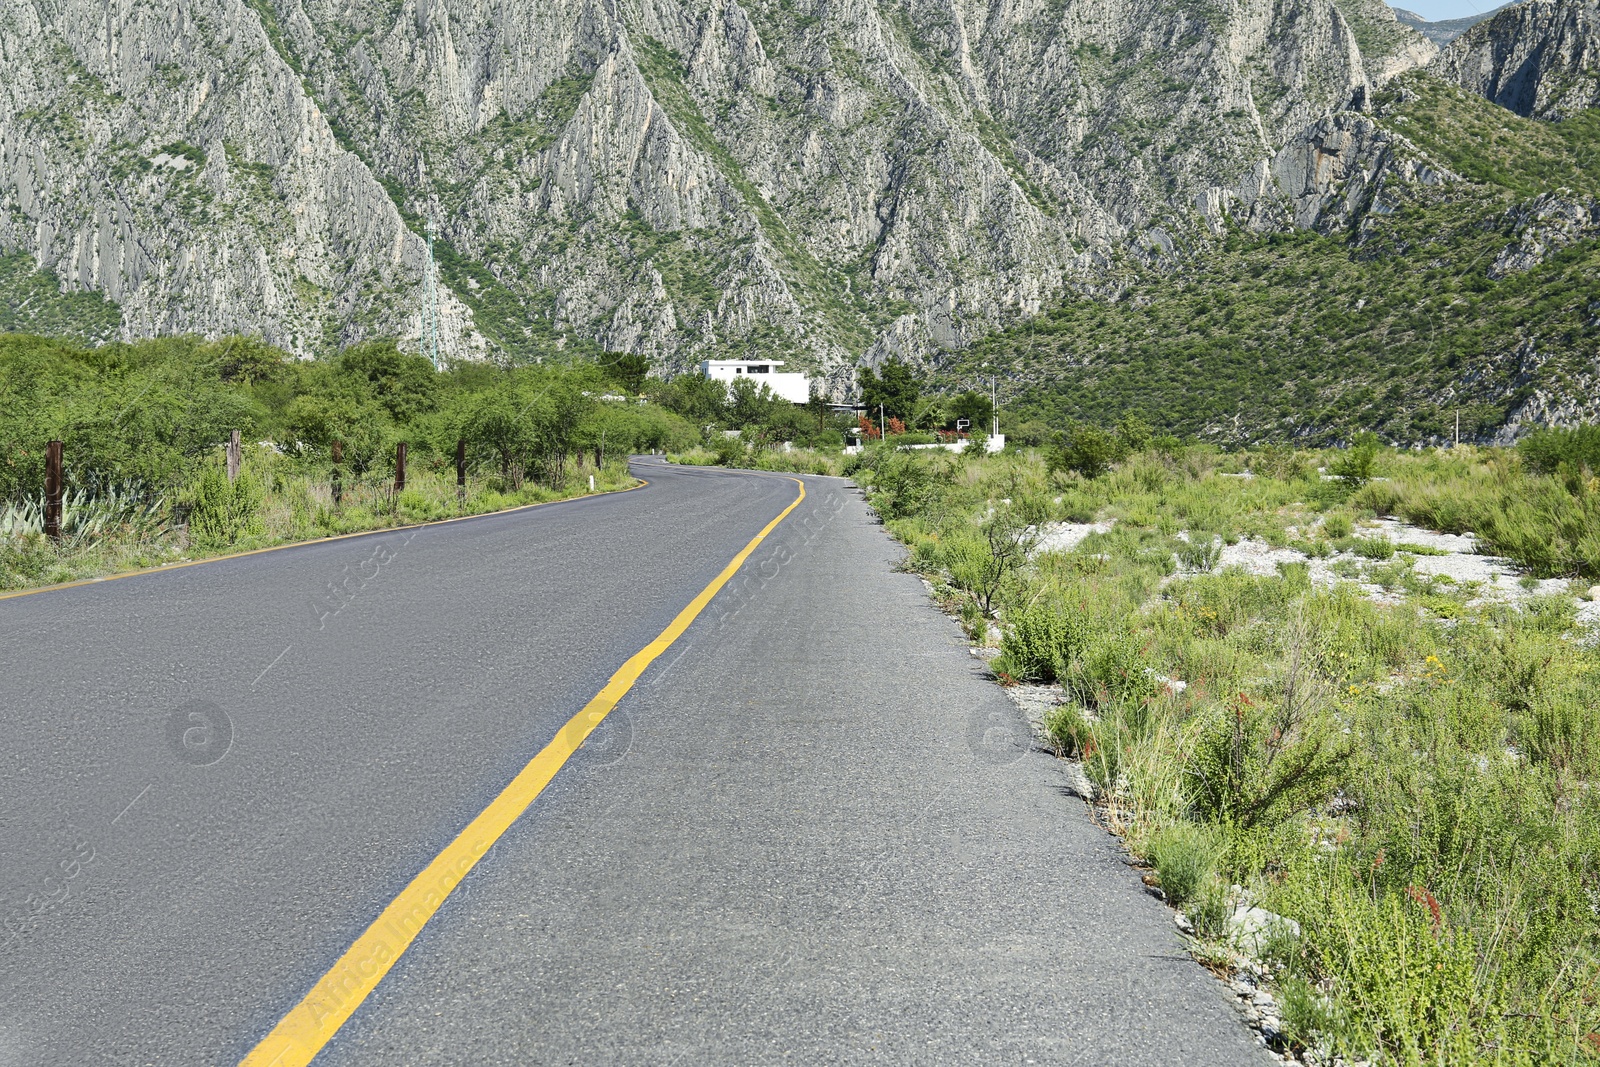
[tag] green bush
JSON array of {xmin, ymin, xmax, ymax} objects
[
  {"xmin": 1176, "ymin": 532, "xmax": 1221, "ymax": 572},
  {"xmin": 1148, "ymin": 821, "xmax": 1220, "ymax": 906},
  {"xmin": 1518, "ymin": 424, "xmax": 1600, "ymax": 476},
  {"xmin": 861, "ymin": 451, "xmax": 946, "ymax": 521},
  {"xmin": 1048, "ymin": 423, "xmax": 1125, "ymax": 479},
  {"xmin": 1069, "ymin": 628, "xmax": 1157, "ymax": 707},
  {"xmin": 1041, "ymin": 702, "xmax": 1092, "ymax": 757},
  {"xmin": 999, "ymin": 599, "xmax": 1090, "ymax": 682},
  {"xmin": 710, "ymin": 435, "xmax": 747, "ymax": 467},
  {"xmin": 185, "ymin": 465, "xmax": 264, "ymax": 549},
  {"xmin": 1186, "ymin": 691, "xmax": 1347, "ymax": 831},
  {"xmin": 1342, "ymin": 535, "xmax": 1395, "ymax": 560},
  {"xmin": 1329, "ymin": 432, "xmax": 1381, "ymax": 486}
]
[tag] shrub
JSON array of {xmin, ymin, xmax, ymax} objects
[
  {"xmin": 999, "ymin": 599, "xmax": 1091, "ymax": 682},
  {"xmin": 1069, "ymin": 628, "xmax": 1157, "ymax": 707},
  {"xmin": 941, "ymin": 501, "xmax": 1039, "ymax": 615},
  {"xmin": 1186, "ymin": 690, "xmax": 1347, "ymax": 831},
  {"xmin": 1176, "ymin": 532, "xmax": 1222, "ymax": 572},
  {"xmin": 864, "ymin": 451, "xmax": 946, "ymax": 521},
  {"xmin": 1041, "ymin": 702, "xmax": 1092, "ymax": 757},
  {"xmin": 185, "ymin": 465, "xmax": 264, "ymax": 549},
  {"xmin": 1519, "ymin": 675, "xmax": 1600, "ymax": 776},
  {"xmin": 1148, "ymin": 821, "xmax": 1220, "ymax": 906},
  {"xmin": 1329, "ymin": 432, "xmax": 1381, "ymax": 486},
  {"xmin": 1048, "ymin": 423, "xmax": 1126, "ymax": 479},
  {"xmin": 1518, "ymin": 424, "xmax": 1600, "ymax": 476},
  {"xmin": 710, "ymin": 434, "xmax": 746, "ymax": 467},
  {"xmin": 1344, "ymin": 535, "xmax": 1395, "ymax": 560}
]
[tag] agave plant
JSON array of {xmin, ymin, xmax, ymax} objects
[{"xmin": 0, "ymin": 486, "xmax": 170, "ymax": 543}]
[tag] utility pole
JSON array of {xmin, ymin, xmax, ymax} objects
[
  {"xmin": 879, "ymin": 403, "xmax": 886, "ymax": 441},
  {"xmin": 1454, "ymin": 410, "xmax": 1460, "ymax": 448}
]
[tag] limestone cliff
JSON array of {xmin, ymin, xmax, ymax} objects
[
  {"xmin": 0, "ymin": 0, "xmax": 1445, "ymax": 380},
  {"xmin": 1431, "ymin": 0, "xmax": 1600, "ymax": 119}
]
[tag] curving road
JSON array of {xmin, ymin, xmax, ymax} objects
[{"xmin": 0, "ymin": 458, "xmax": 1272, "ymax": 1065}]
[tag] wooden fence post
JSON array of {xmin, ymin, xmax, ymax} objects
[
  {"xmin": 331, "ymin": 440, "xmax": 343, "ymax": 507},
  {"xmin": 226, "ymin": 429, "xmax": 242, "ymax": 484},
  {"xmin": 394, "ymin": 442, "xmax": 407, "ymax": 493},
  {"xmin": 44, "ymin": 439, "xmax": 63, "ymax": 542},
  {"xmin": 455, "ymin": 438, "xmax": 467, "ymax": 502}
]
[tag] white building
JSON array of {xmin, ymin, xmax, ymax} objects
[{"xmin": 700, "ymin": 359, "xmax": 812, "ymax": 404}]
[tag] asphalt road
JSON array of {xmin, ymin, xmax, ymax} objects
[{"xmin": 0, "ymin": 458, "xmax": 1273, "ymax": 1065}]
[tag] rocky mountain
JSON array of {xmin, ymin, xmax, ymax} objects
[
  {"xmin": 944, "ymin": 63, "xmax": 1600, "ymax": 445},
  {"xmin": 2, "ymin": 0, "xmax": 1445, "ymax": 387},
  {"xmin": 1392, "ymin": 4, "xmax": 1509, "ymax": 46},
  {"xmin": 1431, "ymin": 0, "xmax": 1600, "ymax": 118}
]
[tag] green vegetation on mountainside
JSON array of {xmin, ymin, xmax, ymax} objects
[
  {"xmin": 956, "ymin": 75, "xmax": 1600, "ymax": 445},
  {"xmin": 0, "ymin": 254, "xmax": 123, "ymax": 343},
  {"xmin": 631, "ymin": 36, "xmax": 872, "ymax": 356}
]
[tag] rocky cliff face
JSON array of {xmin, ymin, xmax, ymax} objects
[
  {"xmin": 0, "ymin": 0, "xmax": 487, "ymax": 360},
  {"xmin": 1431, "ymin": 0, "xmax": 1600, "ymax": 119},
  {"xmin": 0, "ymin": 0, "xmax": 1441, "ymax": 382}
]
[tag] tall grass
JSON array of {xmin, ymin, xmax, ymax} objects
[
  {"xmin": 0, "ymin": 450, "xmax": 637, "ymax": 590},
  {"xmin": 863, "ymin": 439, "xmax": 1600, "ymax": 1064}
]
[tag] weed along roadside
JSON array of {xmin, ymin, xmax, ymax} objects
[
  {"xmin": 0, "ymin": 337, "xmax": 708, "ymax": 593},
  {"xmin": 694, "ymin": 431, "xmax": 1600, "ymax": 1066},
  {"xmin": 0, "ymin": 438, "xmax": 643, "ymax": 595}
]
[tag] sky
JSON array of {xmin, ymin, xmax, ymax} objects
[{"xmin": 1389, "ymin": 0, "xmax": 1508, "ymax": 21}]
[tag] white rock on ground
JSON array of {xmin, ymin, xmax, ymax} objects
[{"xmin": 1030, "ymin": 520, "xmax": 1116, "ymax": 558}]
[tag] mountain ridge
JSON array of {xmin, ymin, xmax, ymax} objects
[
  {"xmin": 2, "ymin": 0, "xmax": 1439, "ymax": 380},
  {"xmin": 1391, "ymin": 3, "xmax": 1509, "ymax": 45},
  {"xmin": 2, "ymin": 0, "xmax": 1595, "ymax": 439}
]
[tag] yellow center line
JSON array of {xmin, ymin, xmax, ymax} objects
[{"xmin": 241, "ymin": 475, "xmax": 806, "ymax": 1067}]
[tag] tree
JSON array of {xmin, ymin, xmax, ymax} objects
[
  {"xmin": 948, "ymin": 390, "xmax": 993, "ymax": 432},
  {"xmin": 334, "ymin": 341, "xmax": 441, "ymax": 424},
  {"xmin": 1330, "ymin": 430, "xmax": 1381, "ymax": 486},
  {"xmin": 286, "ymin": 392, "xmax": 393, "ymax": 474},
  {"xmin": 214, "ymin": 336, "xmax": 288, "ymax": 384},
  {"xmin": 727, "ymin": 376, "xmax": 782, "ymax": 428},
  {"xmin": 607, "ymin": 353, "xmax": 650, "ymax": 395},
  {"xmin": 1116, "ymin": 413, "xmax": 1153, "ymax": 452},
  {"xmin": 858, "ymin": 357, "xmax": 920, "ymax": 422},
  {"xmin": 653, "ymin": 372, "xmax": 728, "ymax": 425}
]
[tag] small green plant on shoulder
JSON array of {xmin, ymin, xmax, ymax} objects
[
  {"xmin": 1068, "ymin": 627, "xmax": 1157, "ymax": 708},
  {"xmin": 185, "ymin": 464, "xmax": 264, "ymax": 550},
  {"xmin": 1148, "ymin": 821, "xmax": 1221, "ymax": 907},
  {"xmin": 861, "ymin": 450, "xmax": 949, "ymax": 521},
  {"xmin": 1185, "ymin": 876, "xmax": 1234, "ymax": 943},
  {"xmin": 957, "ymin": 596, "xmax": 989, "ymax": 644},
  {"xmin": 998, "ymin": 597, "xmax": 1090, "ymax": 681},
  {"xmin": 1185, "ymin": 625, "xmax": 1348, "ymax": 832},
  {"xmin": 943, "ymin": 498, "xmax": 1042, "ymax": 616},
  {"xmin": 1041, "ymin": 702, "xmax": 1092, "ymax": 757},
  {"xmin": 1277, "ymin": 973, "xmax": 1350, "ymax": 1056},
  {"xmin": 710, "ymin": 434, "xmax": 747, "ymax": 467}
]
